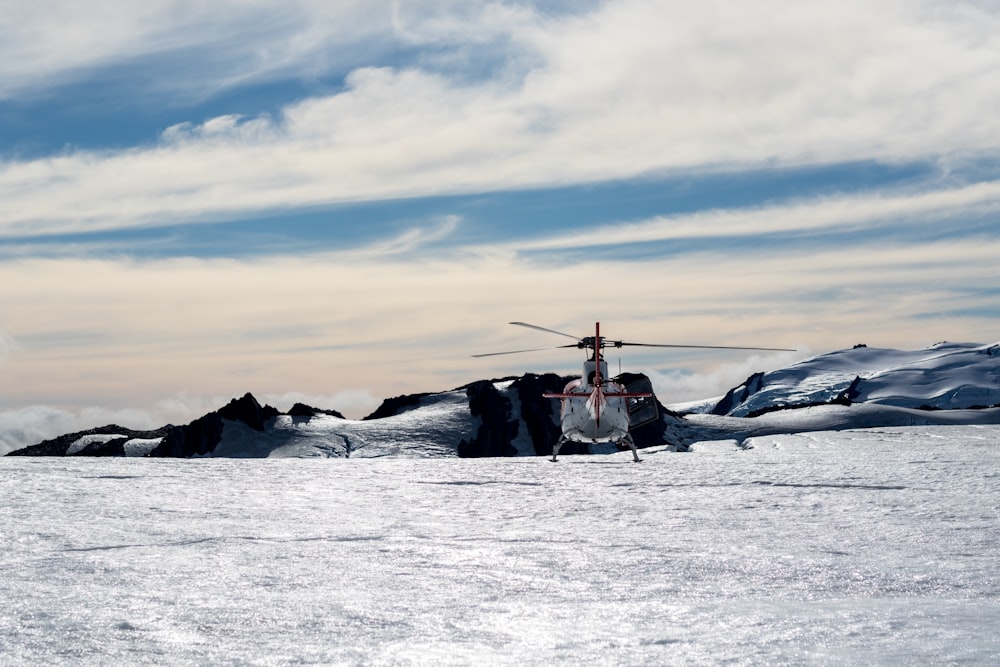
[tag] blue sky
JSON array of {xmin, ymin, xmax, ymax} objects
[{"xmin": 3, "ymin": 0, "xmax": 1000, "ymax": 451}]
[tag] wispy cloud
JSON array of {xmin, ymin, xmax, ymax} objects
[
  {"xmin": 648, "ymin": 349, "xmax": 807, "ymax": 406},
  {"xmin": 0, "ymin": 1, "xmax": 403, "ymax": 101},
  {"xmin": 0, "ymin": 330, "xmax": 15, "ymax": 361},
  {"xmin": 0, "ymin": 404, "xmax": 165, "ymax": 456},
  {"xmin": 497, "ymin": 177, "xmax": 1000, "ymax": 253},
  {"xmin": 4, "ymin": 2, "xmax": 1000, "ymax": 238},
  {"xmin": 351, "ymin": 215, "xmax": 462, "ymax": 258}
]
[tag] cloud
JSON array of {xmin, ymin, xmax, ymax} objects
[
  {"xmin": 496, "ymin": 177, "xmax": 1000, "ymax": 253},
  {"xmin": 0, "ymin": 404, "xmax": 169, "ymax": 456},
  {"xmin": 352, "ymin": 215, "xmax": 462, "ymax": 258},
  {"xmin": 5, "ymin": 2, "xmax": 1000, "ymax": 237},
  {"xmin": 3, "ymin": 215, "xmax": 996, "ymax": 423},
  {"xmin": 260, "ymin": 391, "xmax": 380, "ymax": 419},
  {"xmin": 0, "ymin": 1, "xmax": 570, "ymax": 104},
  {"xmin": 646, "ymin": 349, "xmax": 808, "ymax": 407},
  {"xmin": 0, "ymin": 331, "xmax": 14, "ymax": 360},
  {"xmin": 0, "ymin": 1, "xmax": 406, "ymax": 101},
  {"xmin": 0, "ymin": 386, "xmax": 385, "ymax": 456}
]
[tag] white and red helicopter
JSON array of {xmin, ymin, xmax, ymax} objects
[{"xmin": 474, "ymin": 321, "xmax": 794, "ymax": 462}]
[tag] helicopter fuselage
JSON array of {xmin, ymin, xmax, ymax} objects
[{"xmin": 553, "ymin": 360, "xmax": 631, "ymax": 443}]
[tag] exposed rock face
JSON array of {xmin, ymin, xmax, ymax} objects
[
  {"xmin": 513, "ymin": 373, "xmax": 575, "ymax": 457},
  {"xmin": 711, "ymin": 372, "xmax": 766, "ymax": 416},
  {"xmin": 457, "ymin": 380, "xmax": 520, "ymax": 458},
  {"xmin": 147, "ymin": 393, "xmax": 280, "ymax": 457},
  {"xmin": 363, "ymin": 392, "xmax": 434, "ymax": 420},
  {"xmin": 288, "ymin": 403, "xmax": 345, "ymax": 419},
  {"xmin": 9, "ymin": 394, "xmax": 289, "ymax": 458},
  {"xmin": 218, "ymin": 393, "xmax": 281, "ymax": 431},
  {"xmin": 148, "ymin": 412, "xmax": 223, "ymax": 458}
]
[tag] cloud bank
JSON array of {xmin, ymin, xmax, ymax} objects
[{"xmin": 4, "ymin": 1, "xmax": 1000, "ymax": 237}]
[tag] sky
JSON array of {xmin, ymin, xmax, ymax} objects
[{"xmin": 3, "ymin": 0, "xmax": 1000, "ymax": 452}]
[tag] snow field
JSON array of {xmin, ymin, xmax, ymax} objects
[{"xmin": 2, "ymin": 425, "xmax": 999, "ymax": 664}]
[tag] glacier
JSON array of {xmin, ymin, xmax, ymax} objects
[{"xmin": 2, "ymin": 426, "xmax": 998, "ymax": 664}]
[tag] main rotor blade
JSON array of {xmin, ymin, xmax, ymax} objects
[
  {"xmin": 472, "ymin": 344, "xmax": 579, "ymax": 358},
  {"xmin": 617, "ymin": 342, "xmax": 797, "ymax": 352},
  {"xmin": 509, "ymin": 321, "xmax": 581, "ymax": 341}
]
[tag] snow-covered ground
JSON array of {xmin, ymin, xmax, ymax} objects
[
  {"xmin": 704, "ymin": 341, "xmax": 1000, "ymax": 417},
  {"xmin": 3, "ymin": 425, "xmax": 998, "ymax": 665},
  {"xmin": 211, "ymin": 391, "xmax": 477, "ymax": 459}
]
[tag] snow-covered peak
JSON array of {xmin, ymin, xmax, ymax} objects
[{"xmin": 708, "ymin": 341, "xmax": 1000, "ymax": 417}]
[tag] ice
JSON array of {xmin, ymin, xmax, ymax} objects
[
  {"xmin": 202, "ymin": 391, "xmax": 478, "ymax": 459},
  {"xmin": 713, "ymin": 341, "xmax": 1000, "ymax": 417},
  {"xmin": 65, "ymin": 433, "xmax": 124, "ymax": 455},
  {"xmin": 3, "ymin": 425, "xmax": 999, "ymax": 664},
  {"xmin": 122, "ymin": 438, "xmax": 162, "ymax": 457}
]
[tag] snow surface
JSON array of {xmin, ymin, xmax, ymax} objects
[
  {"xmin": 3, "ymin": 426, "xmax": 999, "ymax": 665},
  {"xmin": 206, "ymin": 390, "xmax": 478, "ymax": 459},
  {"xmin": 65, "ymin": 433, "xmax": 124, "ymax": 455},
  {"xmin": 702, "ymin": 341, "xmax": 1000, "ymax": 417},
  {"xmin": 123, "ymin": 438, "xmax": 163, "ymax": 457}
]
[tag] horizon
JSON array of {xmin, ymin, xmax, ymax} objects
[{"xmin": 3, "ymin": 1, "xmax": 1000, "ymax": 451}]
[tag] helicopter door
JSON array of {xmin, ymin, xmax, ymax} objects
[{"xmin": 624, "ymin": 376, "xmax": 658, "ymax": 428}]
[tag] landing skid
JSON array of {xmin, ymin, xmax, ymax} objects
[
  {"xmin": 551, "ymin": 434, "xmax": 641, "ymax": 463},
  {"xmin": 623, "ymin": 433, "xmax": 641, "ymax": 463}
]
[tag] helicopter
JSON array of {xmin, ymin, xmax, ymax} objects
[{"xmin": 474, "ymin": 321, "xmax": 795, "ymax": 462}]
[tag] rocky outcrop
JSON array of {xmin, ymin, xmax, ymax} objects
[
  {"xmin": 711, "ymin": 372, "xmax": 766, "ymax": 416},
  {"xmin": 9, "ymin": 393, "xmax": 285, "ymax": 458},
  {"xmin": 288, "ymin": 403, "xmax": 345, "ymax": 419},
  {"xmin": 147, "ymin": 393, "xmax": 279, "ymax": 457},
  {"xmin": 6, "ymin": 425, "xmax": 171, "ymax": 457},
  {"xmin": 513, "ymin": 373, "xmax": 575, "ymax": 457},
  {"xmin": 457, "ymin": 380, "xmax": 520, "ymax": 457},
  {"xmin": 217, "ymin": 393, "xmax": 281, "ymax": 431},
  {"xmin": 363, "ymin": 392, "xmax": 434, "ymax": 420},
  {"xmin": 147, "ymin": 412, "xmax": 223, "ymax": 458}
]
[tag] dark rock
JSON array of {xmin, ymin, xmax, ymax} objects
[
  {"xmin": 147, "ymin": 413, "xmax": 223, "ymax": 457},
  {"xmin": 75, "ymin": 437, "xmax": 129, "ymax": 456},
  {"xmin": 147, "ymin": 393, "xmax": 280, "ymax": 457},
  {"xmin": 711, "ymin": 371, "xmax": 766, "ymax": 415},
  {"xmin": 512, "ymin": 373, "xmax": 571, "ymax": 457},
  {"xmin": 7, "ymin": 425, "xmax": 170, "ymax": 457},
  {"xmin": 458, "ymin": 380, "xmax": 519, "ymax": 458},
  {"xmin": 363, "ymin": 392, "xmax": 433, "ymax": 420},
  {"xmin": 217, "ymin": 393, "xmax": 279, "ymax": 432},
  {"xmin": 288, "ymin": 403, "xmax": 345, "ymax": 419},
  {"xmin": 834, "ymin": 376, "xmax": 863, "ymax": 404}
]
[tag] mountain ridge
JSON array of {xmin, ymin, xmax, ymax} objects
[{"xmin": 8, "ymin": 341, "xmax": 1000, "ymax": 458}]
